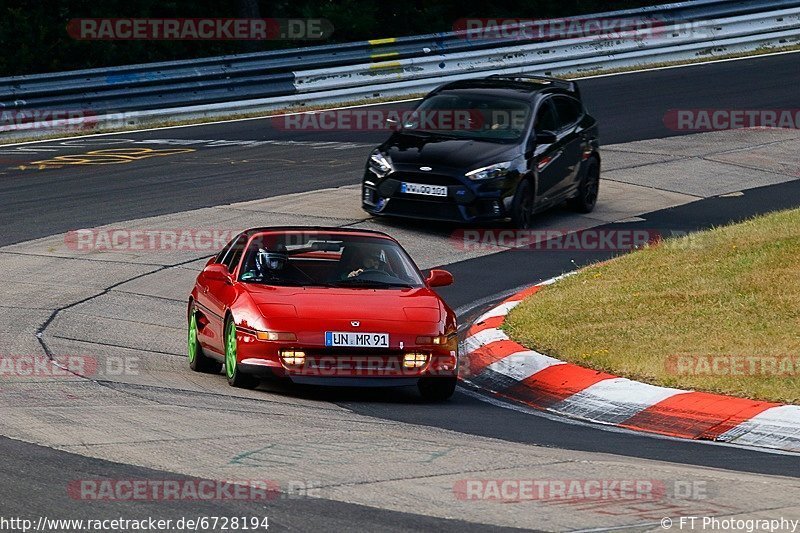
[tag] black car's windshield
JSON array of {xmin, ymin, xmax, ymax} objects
[
  {"xmin": 401, "ymin": 93, "xmax": 532, "ymax": 142},
  {"xmin": 238, "ymin": 232, "xmax": 425, "ymax": 288}
]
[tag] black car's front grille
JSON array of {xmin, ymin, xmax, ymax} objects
[
  {"xmin": 379, "ymin": 173, "xmax": 469, "ymax": 204},
  {"xmin": 382, "ymin": 198, "xmax": 464, "ymax": 221},
  {"xmin": 392, "ymin": 172, "xmax": 462, "ymax": 186}
]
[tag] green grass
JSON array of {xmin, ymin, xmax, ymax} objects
[{"xmin": 504, "ymin": 208, "xmax": 800, "ymax": 404}]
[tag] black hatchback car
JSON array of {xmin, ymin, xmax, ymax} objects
[{"xmin": 361, "ymin": 75, "xmax": 600, "ymax": 227}]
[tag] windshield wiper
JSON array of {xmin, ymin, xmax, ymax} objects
[
  {"xmin": 400, "ymin": 129, "xmax": 460, "ymax": 140},
  {"xmin": 247, "ymin": 279, "xmax": 314, "ymax": 287},
  {"xmin": 333, "ymin": 279, "xmax": 414, "ymax": 288}
]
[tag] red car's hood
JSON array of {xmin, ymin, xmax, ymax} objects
[{"xmin": 242, "ymin": 285, "xmax": 442, "ymax": 323}]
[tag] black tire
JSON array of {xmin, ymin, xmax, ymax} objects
[
  {"xmin": 510, "ymin": 179, "xmax": 536, "ymax": 229},
  {"xmin": 418, "ymin": 377, "xmax": 457, "ymax": 402},
  {"xmin": 569, "ymin": 158, "xmax": 600, "ymax": 214},
  {"xmin": 188, "ymin": 307, "xmax": 222, "ymax": 374},
  {"xmin": 224, "ymin": 316, "xmax": 260, "ymax": 389}
]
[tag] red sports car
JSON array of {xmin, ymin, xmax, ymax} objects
[{"xmin": 187, "ymin": 227, "xmax": 458, "ymax": 400}]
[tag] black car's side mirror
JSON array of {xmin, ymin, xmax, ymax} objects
[{"xmin": 535, "ymin": 130, "xmax": 557, "ymax": 145}]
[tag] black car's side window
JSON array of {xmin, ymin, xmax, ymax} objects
[
  {"xmin": 220, "ymin": 235, "xmax": 248, "ymax": 273},
  {"xmin": 552, "ymin": 96, "xmax": 583, "ymax": 131},
  {"xmin": 534, "ymin": 99, "xmax": 558, "ymax": 133}
]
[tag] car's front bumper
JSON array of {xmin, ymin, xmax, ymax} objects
[
  {"xmin": 286, "ymin": 376, "xmax": 424, "ymax": 387},
  {"xmin": 235, "ymin": 328, "xmax": 458, "ymax": 383},
  {"xmin": 362, "ymin": 170, "xmax": 514, "ymax": 223},
  {"xmin": 240, "ymin": 360, "xmax": 457, "ymax": 387}
]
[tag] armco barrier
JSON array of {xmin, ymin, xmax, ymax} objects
[
  {"xmin": 2, "ymin": 0, "xmax": 800, "ymax": 136},
  {"xmin": 293, "ymin": 9, "xmax": 800, "ymax": 93}
]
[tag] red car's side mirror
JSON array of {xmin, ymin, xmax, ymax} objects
[
  {"xmin": 203, "ymin": 263, "xmax": 233, "ymax": 284},
  {"xmin": 426, "ymin": 269, "xmax": 453, "ymax": 287}
]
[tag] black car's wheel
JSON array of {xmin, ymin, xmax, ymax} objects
[
  {"xmin": 570, "ymin": 158, "xmax": 600, "ymax": 214},
  {"xmin": 224, "ymin": 317, "xmax": 259, "ymax": 389},
  {"xmin": 188, "ymin": 307, "xmax": 222, "ymax": 374},
  {"xmin": 511, "ymin": 179, "xmax": 535, "ymax": 229},
  {"xmin": 418, "ymin": 377, "xmax": 457, "ymax": 402}
]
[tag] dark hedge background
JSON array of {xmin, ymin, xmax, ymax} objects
[{"xmin": 0, "ymin": 0, "xmax": 667, "ymax": 76}]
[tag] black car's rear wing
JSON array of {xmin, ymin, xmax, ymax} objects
[{"xmin": 486, "ymin": 74, "xmax": 580, "ymax": 99}]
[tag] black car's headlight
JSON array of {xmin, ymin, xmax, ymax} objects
[
  {"xmin": 368, "ymin": 150, "xmax": 393, "ymax": 177},
  {"xmin": 465, "ymin": 161, "xmax": 514, "ymax": 181}
]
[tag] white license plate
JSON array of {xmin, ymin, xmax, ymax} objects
[
  {"xmin": 325, "ymin": 332, "xmax": 389, "ymax": 348},
  {"xmin": 401, "ymin": 182, "xmax": 447, "ymax": 197}
]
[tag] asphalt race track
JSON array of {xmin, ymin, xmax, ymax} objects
[
  {"xmin": 0, "ymin": 437, "xmax": 529, "ymax": 533},
  {"xmin": 2, "ymin": 52, "xmax": 800, "ymax": 530},
  {"xmin": 1, "ymin": 51, "xmax": 799, "ymax": 246}
]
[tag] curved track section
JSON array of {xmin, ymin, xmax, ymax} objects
[
  {"xmin": 1, "ymin": 52, "xmax": 799, "ymax": 246},
  {"xmin": 2, "ymin": 54, "xmax": 800, "ymax": 530}
]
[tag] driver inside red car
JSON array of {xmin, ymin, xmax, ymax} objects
[
  {"xmin": 240, "ymin": 244, "xmax": 310, "ymax": 284},
  {"xmin": 347, "ymin": 248, "xmax": 382, "ymax": 278},
  {"xmin": 338, "ymin": 246, "xmax": 393, "ymax": 279}
]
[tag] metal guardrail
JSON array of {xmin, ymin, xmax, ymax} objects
[
  {"xmin": 294, "ymin": 8, "xmax": 800, "ymax": 93},
  {"xmin": 1, "ymin": 0, "xmax": 799, "ymax": 134}
]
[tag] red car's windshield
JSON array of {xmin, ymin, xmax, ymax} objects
[{"xmin": 238, "ymin": 232, "xmax": 425, "ymax": 288}]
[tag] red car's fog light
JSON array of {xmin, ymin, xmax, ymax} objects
[
  {"xmin": 403, "ymin": 352, "xmax": 428, "ymax": 369},
  {"xmin": 257, "ymin": 331, "xmax": 297, "ymax": 341},
  {"xmin": 280, "ymin": 349, "xmax": 306, "ymax": 366}
]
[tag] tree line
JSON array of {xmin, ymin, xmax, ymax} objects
[{"xmin": 0, "ymin": 0, "xmax": 666, "ymax": 77}]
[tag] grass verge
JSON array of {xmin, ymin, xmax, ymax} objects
[{"xmin": 504, "ymin": 208, "xmax": 800, "ymax": 404}]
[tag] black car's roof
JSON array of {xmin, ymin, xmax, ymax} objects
[{"xmin": 431, "ymin": 77, "xmax": 578, "ymax": 101}]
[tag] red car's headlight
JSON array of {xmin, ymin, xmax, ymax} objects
[{"xmin": 416, "ymin": 334, "xmax": 457, "ymax": 350}]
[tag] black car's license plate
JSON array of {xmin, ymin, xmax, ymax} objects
[{"xmin": 401, "ymin": 182, "xmax": 447, "ymax": 197}]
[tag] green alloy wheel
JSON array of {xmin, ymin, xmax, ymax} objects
[{"xmin": 224, "ymin": 317, "xmax": 259, "ymax": 389}]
